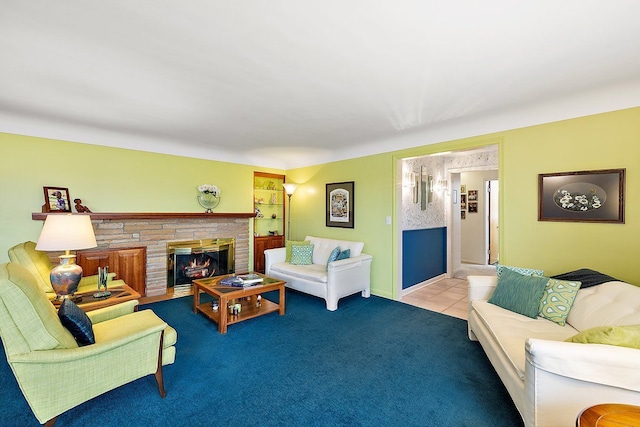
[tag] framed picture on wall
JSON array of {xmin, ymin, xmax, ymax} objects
[
  {"xmin": 468, "ymin": 202, "xmax": 478, "ymax": 213},
  {"xmin": 42, "ymin": 186, "xmax": 72, "ymax": 213},
  {"xmin": 461, "ymin": 211, "xmax": 466, "ymax": 220},
  {"xmin": 460, "ymin": 194, "xmax": 467, "ymax": 210},
  {"xmin": 468, "ymin": 190, "xmax": 478, "ymax": 201},
  {"xmin": 538, "ymin": 168, "xmax": 625, "ymax": 223},
  {"xmin": 460, "ymin": 184, "xmax": 466, "ymax": 194},
  {"xmin": 326, "ymin": 181, "xmax": 354, "ymax": 228}
]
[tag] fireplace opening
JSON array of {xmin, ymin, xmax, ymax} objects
[{"xmin": 167, "ymin": 238, "xmax": 235, "ymax": 289}]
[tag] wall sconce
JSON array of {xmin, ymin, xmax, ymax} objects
[{"xmin": 436, "ymin": 179, "xmax": 448, "ymax": 193}]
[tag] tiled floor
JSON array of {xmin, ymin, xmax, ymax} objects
[{"xmin": 401, "ymin": 278, "xmax": 469, "ymax": 320}]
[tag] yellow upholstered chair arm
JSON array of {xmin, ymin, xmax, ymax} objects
[
  {"xmin": 86, "ymin": 300, "xmax": 139, "ymax": 324},
  {"xmin": 10, "ymin": 310, "xmax": 166, "ymax": 364}
]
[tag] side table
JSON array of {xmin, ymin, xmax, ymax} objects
[
  {"xmin": 52, "ymin": 284, "xmax": 141, "ymax": 312},
  {"xmin": 577, "ymin": 403, "xmax": 640, "ymax": 427}
]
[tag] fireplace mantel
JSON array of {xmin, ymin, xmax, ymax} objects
[
  {"xmin": 31, "ymin": 211, "xmax": 253, "ymax": 297},
  {"xmin": 32, "ymin": 212, "xmax": 255, "ymax": 220}
]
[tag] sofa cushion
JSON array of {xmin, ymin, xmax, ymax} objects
[
  {"xmin": 326, "ymin": 247, "xmax": 341, "ymax": 267},
  {"xmin": 488, "ymin": 268, "xmax": 549, "ymax": 318},
  {"xmin": 538, "ymin": 278, "xmax": 581, "ymax": 326},
  {"xmin": 285, "ymin": 240, "xmax": 311, "ymax": 262},
  {"xmin": 566, "ymin": 281, "xmax": 640, "ymax": 331},
  {"xmin": 496, "ymin": 263, "xmax": 544, "ymax": 277},
  {"xmin": 336, "ymin": 249, "xmax": 350, "ymax": 260},
  {"xmin": 269, "ymin": 262, "xmax": 328, "ymax": 283},
  {"xmin": 472, "ymin": 300, "xmax": 578, "ymax": 380},
  {"xmin": 290, "ymin": 244, "xmax": 313, "ymax": 265},
  {"xmin": 58, "ymin": 298, "xmax": 95, "ymax": 346},
  {"xmin": 305, "ymin": 236, "xmax": 364, "ymax": 265},
  {"xmin": 566, "ymin": 324, "xmax": 640, "ymax": 349}
]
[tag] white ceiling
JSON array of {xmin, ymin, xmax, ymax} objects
[{"xmin": 2, "ymin": 1, "xmax": 640, "ymax": 169}]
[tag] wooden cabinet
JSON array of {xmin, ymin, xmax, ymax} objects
[
  {"xmin": 254, "ymin": 172, "xmax": 287, "ymax": 273},
  {"xmin": 77, "ymin": 247, "xmax": 147, "ymax": 296},
  {"xmin": 254, "ymin": 235, "xmax": 285, "ymax": 273}
]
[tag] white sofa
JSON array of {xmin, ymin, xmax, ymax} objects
[
  {"xmin": 468, "ymin": 274, "xmax": 640, "ymax": 427},
  {"xmin": 264, "ymin": 236, "xmax": 372, "ymax": 311}
]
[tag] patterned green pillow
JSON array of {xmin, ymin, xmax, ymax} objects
[
  {"xmin": 496, "ymin": 264, "xmax": 544, "ymax": 277},
  {"xmin": 285, "ymin": 240, "xmax": 310, "ymax": 262},
  {"xmin": 538, "ymin": 278, "xmax": 581, "ymax": 326},
  {"xmin": 290, "ymin": 244, "xmax": 313, "ymax": 265},
  {"xmin": 488, "ymin": 268, "xmax": 549, "ymax": 318}
]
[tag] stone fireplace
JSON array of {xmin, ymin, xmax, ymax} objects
[
  {"xmin": 34, "ymin": 212, "xmax": 253, "ymax": 297},
  {"xmin": 167, "ymin": 238, "xmax": 235, "ymax": 289}
]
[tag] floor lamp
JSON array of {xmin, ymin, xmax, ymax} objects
[{"xmin": 282, "ymin": 183, "xmax": 298, "ymax": 241}]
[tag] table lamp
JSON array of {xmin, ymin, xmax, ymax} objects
[{"xmin": 36, "ymin": 214, "xmax": 97, "ymax": 300}]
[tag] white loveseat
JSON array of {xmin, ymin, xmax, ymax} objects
[
  {"xmin": 264, "ymin": 236, "xmax": 372, "ymax": 311},
  {"xmin": 468, "ymin": 274, "xmax": 640, "ymax": 427}
]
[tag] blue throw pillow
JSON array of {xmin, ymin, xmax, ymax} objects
[
  {"xmin": 58, "ymin": 299, "xmax": 95, "ymax": 346},
  {"xmin": 336, "ymin": 249, "xmax": 350, "ymax": 261},
  {"xmin": 290, "ymin": 244, "xmax": 313, "ymax": 265},
  {"xmin": 326, "ymin": 246, "xmax": 341, "ymax": 267},
  {"xmin": 488, "ymin": 268, "xmax": 549, "ymax": 318}
]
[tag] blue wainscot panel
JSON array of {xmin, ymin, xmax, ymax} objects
[{"xmin": 402, "ymin": 227, "xmax": 446, "ymax": 289}]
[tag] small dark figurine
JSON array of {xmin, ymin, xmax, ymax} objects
[{"xmin": 74, "ymin": 198, "xmax": 92, "ymax": 213}]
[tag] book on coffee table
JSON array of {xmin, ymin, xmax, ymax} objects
[{"xmin": 219, "ymin": 274, "xmax": 264, "ymax": 287}]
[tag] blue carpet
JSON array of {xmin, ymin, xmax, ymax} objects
[{"xmin": 0, "ymin": 290, "xmax": 522, "ymax": 426}]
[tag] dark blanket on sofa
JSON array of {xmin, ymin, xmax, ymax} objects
[{"xmin": 550, "ymin": 268, "xmax": 621, "ymax": 289}]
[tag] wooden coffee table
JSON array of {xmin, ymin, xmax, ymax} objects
[
  {"xmin": 193, "ymin": 274, "xmax": 285, "ymax": 334},
  {"xmin": 53, "ymin": 284, "xmax": 141, "ymax": 312}
]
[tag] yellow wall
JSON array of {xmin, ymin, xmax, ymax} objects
[
  {"xmin": 0, "ymin": 133, "xmax": 284, "ymax": 266},
  {"xmin": 1, "ymin": 106, "xmax": 639, "ymax": 299}
]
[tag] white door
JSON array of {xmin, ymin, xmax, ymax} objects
[{"xmin": 487, "ymin": 180, "xmax": 499, "ymax": 264}]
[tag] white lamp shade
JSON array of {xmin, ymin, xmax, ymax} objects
[
  {"xmin": 36, "ymin": 214, "xmax": 97, "ymax": 251},
  {"xmin": 282, "ymin": 183, "xmax": 298, "ymax": 195}
]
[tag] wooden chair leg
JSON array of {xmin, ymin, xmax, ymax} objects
[
  {"xmin": 155, "ymin": 331, "xmax": 166, "ymax": 398},
  {"xmin": 44, "ymin": 416, "xmax": 58, "ymax": 426}
]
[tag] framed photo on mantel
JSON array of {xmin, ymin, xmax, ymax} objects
[
  {"xmin": 42, "ymin": 186, "xmax": 72, "ymax": 213},
  {"xmin": 538, "ymin": 169, "xmax": 625, "ymax": 223},
  {"xmin": 326, "ymin": 181, "xmax": 354, "ymax": 228}
]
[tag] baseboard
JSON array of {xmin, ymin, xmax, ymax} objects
[{"xmin": 401, "ymin": 273, "xmax": 447, "ymax": 297}]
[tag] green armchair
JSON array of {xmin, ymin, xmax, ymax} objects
[
  {"xmin": 0, "ymin": 262, "xmax": 177, "ymax": 426},
  {"xmin": 8, "ymin": 241, "xmax": 125, "ymax": 299}
]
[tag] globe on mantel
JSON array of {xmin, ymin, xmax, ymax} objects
[
  {"xmin": 197, "ymin": 192, "xmax": 220, "ymax": 213},
  {"xmin": 197, "ymin": 184, "xmax": 221, "ymax": 213}
]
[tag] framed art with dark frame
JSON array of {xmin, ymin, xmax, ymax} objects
[
  {"xmin": 326, "ymin": 181, "xmax": 354, "ymax": 228},
  {"xmin": 42, "ymin": 186, "xmax": 72, "ymax": 213},
  {"xmin": 538, "ymin": 169, "xmax": 625, "ymax": 223}
]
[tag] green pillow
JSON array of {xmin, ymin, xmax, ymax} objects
[
  {"xmin": 496, "ymin": 264, "xmax": 544, "ymax": 277},
  {"xmin": 285, "ymin": 240, "xmax": 310, "ymax": 262},
  {"xmin": 538, "ymin": 278, "xmax": 581, "ymax": 326},
  {"xmin": 566, "ymin": 325, "xmax": 640, "ymax": 349},
  {"xmin": 488, "ymin": 268, "xmax": 549, "ymax": 318},
  {"xmin": 290, "ymin": 244, "xmax": 313, "ymax": 265}
]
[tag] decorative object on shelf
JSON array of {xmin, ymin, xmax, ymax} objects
[
  {"xmin": 326, "ymin": 181, "xmax": 354, "ymax": 228},
  {"xmin": 271, "ymin": 213, "xmax": 277, "ymax": 219},
  {"xmin": 282, "ymin": 183, "xmax": 298, "ymax": 239},
  {"xmin": 73, "ymin": 198, "xmax": 92, "ymax": 213},
  {"xmin": 538, "ymin": 168, "xmax": 625, "ymax": 223},
  {"xmin": 93, "ymin": 266, "xmax": 111, "ymax": 298},
  {"xmin": 42, "ymin": 186, "xmax": 72, "ymax": 213},
  {"xmin": 255, "ymin": 206, "xmax": 263, "ymax": 218},
  {"xmin": 35, "ymin": 213, "xmax": 97, "ymax": 300},
  {"xmin": 197, "ymin": 184, "xmax": 221, "ymax": 213},
  {"xmin": 271, "ymin": 193, "xmax": 277, "ymax": 204}
]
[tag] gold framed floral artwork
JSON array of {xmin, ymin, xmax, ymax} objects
[{"xmin": 538, "ymin": 169, "xmax": 625, "ymax": 223}]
